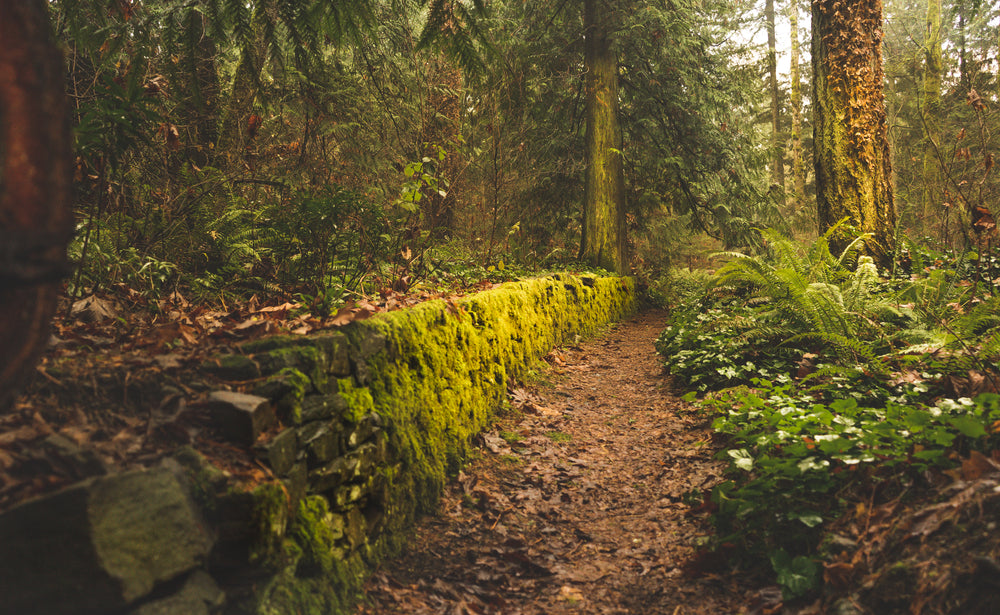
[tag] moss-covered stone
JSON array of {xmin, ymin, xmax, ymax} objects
[
  {"xmin": 335, "ymin": 379, "xmax": 374, "ymax": 425},
  {"xmin": 201, "ymin": 354, "xmax": 260, "ymax": 381},
  {"xmin": 300, "ymin": 393, "xmax": 350, "ymax": 423},
  {"xmin": 253, "ymin": 367, "xmax": 312, "ymax": 425},
  {"xmin": 255, "ymin": 428, "xmax": 298, "ymax": 476},
  {"xmin": 256, "ymin": 346, "xmax": 331, "ymax": 394},
  {"xmin": 312, "ymin": 331, "xmax": 352, "ymax": 376},
  {"xmin": 291, "ymin": 495, "xmax": 341, "ymax": 576},
  {"xmin": 248, "ymin": 483, "xmax": 290, "ymax": 570},
  {"xmin": 193, "ymin": 273, "xmax": 634, "ymax": 615}
]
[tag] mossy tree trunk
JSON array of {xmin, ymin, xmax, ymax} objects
[
  {"xmin": 789, "ymin": 0, "xmax": 806, "ymax": 215},
  {"xmin": 812, "ymin": 0, "xmax": 897, "ymax": 268},
  {"xmin": 766, "ymin": 0, "xmax": 785, "ymax": 202},
  {"xmin": 921, "ymin": 0, "xmax": 943, "ymax": 238},
  {"xmin": 0, "ymin": 0, "xmax": 73, "ymax": 410},
  {"xmin": 581, "ymin": 0, "xmax": 627, "ymax": 274}
]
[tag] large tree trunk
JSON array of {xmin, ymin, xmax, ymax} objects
[
  {"xmin": 580, "ymin": 0, "xmax": 627, "ymax": 273},
  {"xmin": 812, "ymin": 0, "xmax": 897, "ymax": 269},
  {"xmin": 921, "ymin": 0, "xmax": 943, "ymax": 238},
  {"xmin": 766, "ymin": 0, "xmax": 785, "ymax": 201},
  {"xmin": 789, "ymin": 0, "xmax": 806, "ymax": 215},
  {"xmin": 0, "ymin": 1, "xmax": 73, "ymax": 409}
]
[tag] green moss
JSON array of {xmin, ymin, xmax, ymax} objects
[
  {"xmin": 254, "ymin": 367, "xmax": 312, "ymax": 424},
  {"xmin": 292, "ymin": 495, "xmax": 342, "ymax": 576},
  {"xmin": 335, "ymin": 379, "xmax": 374, "ymax": 424},
  {"xmin": 249, "ymin": 483, "xmax": 291, "ymax": 569},
  {"xmin": 204, "ymin": 273, "xmax": 635, "ymax": 615},
  {"xmin": 257, "ymin": 346, "xmax": 330, "ymax": 393},
  {"xmin": 545, "ymin": 431, "xmax": 572, "ymax": 442},
  {"xmin": 500, "ymin": 431, "xmax": 524, "ymax": 444}
]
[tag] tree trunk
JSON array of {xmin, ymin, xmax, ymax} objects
[
  {"xmin": 789, "ymin": 0, "xmax": 806, "ymax": 215},
  {"xmin": 766, "ymin": 0, "xmax": 785, "ymax": 201},
  {"xmin": 921, "ymin": 0, "xmax": 943, "ymax": 238},
  {"xmin": 581, "ymin": 0, "xmax": 627, "ymax": 273},
  {"xmin": 812, "ymin": 0, "xmax": 897, "ymax": 269},
  {"xmin": 0, "ymin": 1, "xmax": 73, "ymax": 409}
]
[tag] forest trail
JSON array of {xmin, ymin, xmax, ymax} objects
[{"xmin": 356, "ymin": 311, "xmax": 756, "ymax": 614}]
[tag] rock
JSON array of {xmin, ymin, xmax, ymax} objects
[
  {"xmin": 255, "ymin": 346, "xmax": 330, "ymax": 393},
  {"xmin": 70, "ymin": 295, "xmax": 116, "ymax": 322},
  {"xmin": 346, "ymin": 326, "xmax": 387, "ymax": 360},
  {"xmin": 312, "ymin": 331, "xmax": 351, "ymax": 376},
  {"xmin": 344, "ymin": 412, "xmax": 383, "ymax": 449},
  {"xmin": 127, "ymin": 570, "xmax": 224, "ymax": 615},
  {"xmin": 252, "ymin": 368, "xmax": 313, "ymax": 406},
  {"xmin": 304, "ymin": 423, "xmax": 343, "ymax": 466},
  {"xmin": 344, "ymin": 507, "xmax": 367, "ymax": 548},
  {"xmin": 350, "ymin": 355, "xmax": 371, "ymax": 387},
  {"xmin": 300, "ymin": 393, "xmax": 350, "ymax": 423},
  {"xmin": 205, "ymin": 391, "xmax": 275, "ymax": 445},
  {"xmin": 309, "ymin": 457, "xmax": 351, "ymax": 492},
  {"xmin": 256, "ymin": 428, "xmax": 298, "ymax": 476},
  {"xmin": 283, "ymin": 462, "xmax": 308, "ymax": 511},
  {"xmin": 200, "ymin": 354, "xmax": 261, "ymax": 381},
  {"xmin": 41, "ymin": 433, "xmax": 108, "ymax": 479},
  {"xmin": 0, "ymin": 467, "xmax": 214, "ymax": 615}
]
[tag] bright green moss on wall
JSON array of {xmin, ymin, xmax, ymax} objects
[
  {"xmin": 253, "ymin": 273, "xmax": 634, "ymax": 614},
  {"xmin": 358, "ymin": 274, "xmax": 634, "ymax": 547}
]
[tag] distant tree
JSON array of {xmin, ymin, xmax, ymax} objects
[
  {"xmin": 920, "ymin": 0, "xmax": 943, "ymax": 238},
  {"xmin": 0, "ymin": 1, "xmax": 73, "ymax": 409},
  {"xmin": 788, "ymin": 0, "xmax": 806, "ymax": 215},
  {"xmin": 580, "ymin": 0, "xmax": 627, "ymax": 273},
  {"xmin": 766, "ymin": 0, "xmax": 785, "ymax": 201},
  {"xmin": 812, "ymin": 0, "xmax": 897, "ymax": 268}
]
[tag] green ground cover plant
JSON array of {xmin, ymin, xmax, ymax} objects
[{"xmin": 657, "ymin": 230, "xmax": 1000, "ymax": 600}]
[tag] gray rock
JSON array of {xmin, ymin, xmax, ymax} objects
[
  {"xmin": 312, "ymin": 331, "xmax": 351, "ymax": 376},
  {"xmin": 344, "ymin": 412, "xmax": 383, "ymax": 449},
  {"xmin": 205, "ymin": 391, "xmax": 275, "ymax": 445},
  {"xmin": 255, "ymin": 346, "xmax": 329, "ymax": 393},
  {"xmin": 346, "ymin": 326, "xmax": 387, "ymax": 360},
  {"xmin": 300, "ymin": 393, "xmax": 349, "ymax": 423},
  {"xmin": 282, "ymin": 462, "xmax": 308, "ymax": 511},
  {"xmin": 127, "ymin": 570, "xmax": 224, "ymax": 615},
  {"xmin": 309, "ymin": 457, "xmax": 352, "ymax": 493},
  {"xmin": 0, "ymin": 467, "xmax": 214, "ymax": 615},
  {"xmin": 305, "ymin": 423, "xmax": 342, "ymax": 466},
  {"xmin": 256, "ymin": 428, "xmax": 298, "ymax": 476},
  {"xmin": 200, "ymin": 354, "xmax": 260, "ymax": 381}
]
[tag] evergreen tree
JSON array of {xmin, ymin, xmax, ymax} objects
[{"xmin": 812, "ymin": 0, "xmax": 897, "ymax": 268}]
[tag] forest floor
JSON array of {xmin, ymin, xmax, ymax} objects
[{"xmin": 354, "ymin": 311, "xmax": 776, "ymax": 615}]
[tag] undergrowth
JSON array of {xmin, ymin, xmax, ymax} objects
[{"xmin": 656, "ymin": 228, "xmax": 1000, "ymax": 600}]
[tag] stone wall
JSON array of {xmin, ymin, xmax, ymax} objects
[{"xmin": 0, "ymin": 274, "xmax": 635, "ymax": 615}]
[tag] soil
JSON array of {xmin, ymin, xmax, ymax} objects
[{"xmin": 354, "ymin": 310, "xmax": 771, "ymax": 615}]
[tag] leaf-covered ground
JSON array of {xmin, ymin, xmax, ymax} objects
[
  {"xmin": 354, "ymin": 311, "xmax": 770, "ymax": 614},
  {"xmin": 8, "ymin": 300, "xmax": 1000, "ymax": 613}
]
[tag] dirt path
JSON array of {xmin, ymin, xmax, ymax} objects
[{"xmin": 356, "ymin": 310, "xmax": 755, "ymax": 614}]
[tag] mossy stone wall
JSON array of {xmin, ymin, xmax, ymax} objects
[
  {"xmin": 223, "ymin": 274, "xmax": 635, "ymax": 614},
  {"xmin": 0, "ymin": 274, "xmax": 634, "ymax": 615}
]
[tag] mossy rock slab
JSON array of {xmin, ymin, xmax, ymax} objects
[{"xmin": 0, "ymin": 467, "xmax": 214, "ymax": 615}]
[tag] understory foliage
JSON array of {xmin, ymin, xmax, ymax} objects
[
  {"xmin": 657, "ymin": 229, "xmax": 1000, "ymax": 598},
  {"xmin": 49, "ymin": 0, "xmax": 777, "ymax": 312}
]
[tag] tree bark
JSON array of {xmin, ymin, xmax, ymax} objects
[
  {"xmin": 921, "ymin": 0, "xmax": 943, "ymax": 238},
  {"xmin": 581, "ymin": 0, "xmax": 627, "ymax": 273},
  {"xmin": 766, "ymin": 0, "xmax": 785, "ymax": 200},
  {"xmin": 812, "ymin": 0, "xmax": 897, "ymax": 268},
  {"xmin": 0, "ymin": 1, "xmax": 73, "ymax": 409},
  {"xmin": 789, "ymin": 0, "xmax": 806, "ymax": 215}
]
